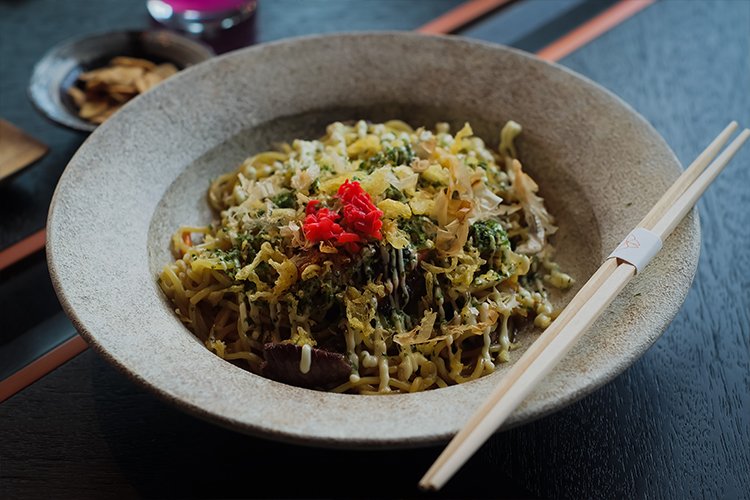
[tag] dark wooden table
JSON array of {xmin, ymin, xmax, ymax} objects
[{"xmin": 1, "ymin": 1, "xmax": 749, "ymax": 498}]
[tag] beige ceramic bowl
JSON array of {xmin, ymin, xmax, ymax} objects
[{"xmin": 47, "ymin": 32, "xmax": 699, "ymax": 448}]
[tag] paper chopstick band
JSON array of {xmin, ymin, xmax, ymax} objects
[{"xmin": 607, "ymin": 227, "xmax": 663, "ymax": 274}]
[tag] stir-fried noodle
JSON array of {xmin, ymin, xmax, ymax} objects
[{"xmin": 159, "ymin": 120, "xmax": 573, "ymax": 394}]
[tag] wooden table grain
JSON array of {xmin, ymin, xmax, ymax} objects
[{"xmin": 1, "ymin": 1, "xmax": 749, "ymax": 498}]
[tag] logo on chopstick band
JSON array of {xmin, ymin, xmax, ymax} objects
[{"xmin": 607, "ymin": 227, "xmax": 663, "ymax": 274}]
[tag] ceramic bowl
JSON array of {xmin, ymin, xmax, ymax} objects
[
  {"xmin": 29, "ymin": 29, "xmax": 214, "ymax": 133},
  {"xmin": 47, "ymin": 32, "xmax": 699, "ymax": 448}
]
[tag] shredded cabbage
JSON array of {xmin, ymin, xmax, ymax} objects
[{"xmin": 160, "ymin": 119, "xmax": 573, "ymax": 394}]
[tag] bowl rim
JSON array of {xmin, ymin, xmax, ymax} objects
[
  {"xmin": 46, "ymin": 31, "xmax": 700, "ymax": 449},
  {"xmin": 28, "ymin": 27, "xmax": 215, "ymax": 133}
]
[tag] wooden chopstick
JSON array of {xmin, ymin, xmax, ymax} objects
[
  {"xmin": 651, "ymin": 128, "xmax": 749, "ymax": 238},
  {"xmin": 419, "ymin": 123, "xmax": 749, "ymax": 491},
  {"xmin": 639, "ymin": 121, "xmax": 738, "ymax": 230},
  {"xmin": 482, "ymin": 121, "xmax": 743, "ymax": 388}
]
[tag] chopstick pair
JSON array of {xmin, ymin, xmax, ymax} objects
[{"xmin": 419, "ymin": 121, "xmax": 750, "ymax": 491}]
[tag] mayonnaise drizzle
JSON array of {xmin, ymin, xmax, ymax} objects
[{"xmin": 299, "ymin": 344, "xmax": 312, "ymax": 374}]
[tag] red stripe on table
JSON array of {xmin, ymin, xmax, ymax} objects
[
  {"xmin": 0, "ymin": 335, "xmax": 88, "ymax": 403},
  {"xmin": 537, "ymin": 0, "xmax": 655, "ymax": 62},
  {"xmin": 1, "ymin": 0, "xmax": 652, "ymax": 401},
  {"xmin": 417, "ymin": 0, "xmax": 512, "ymax": 35},
  {"xmin": 0, "ymin": 229, "xmax": 46, "ymax": 272}
]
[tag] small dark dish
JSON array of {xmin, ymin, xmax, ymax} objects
[{"xmin": 29, "ymin": 29, "xmax": 214, "ymax": 133}]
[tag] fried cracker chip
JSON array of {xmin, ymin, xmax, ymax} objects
[
  {"xmin": 107, "ymin": 84, "xmax": 138, "ymax": 95},
  {"xmin": 70, "ymin": 56, "xmax": 181, "ymax": 125},
  {"xmin": 152, "ymin": 63, "xmax": 178, "ymax": 79},
  {"xmin": 85, "ymin": 66, "xmax": 145, "ymax": 86},
  {"xmin": 67, "ymin": 86, "xmax": 87, "ymax": 107},
  {"xmin": 109, "ymin": 92, "xmax": 132, "ymax": 103},
  {"xmin": 78, "ymin": 100, "xmax": 108, "ymax": 119},
  {"xmin": 110, "ymin": 56, "xmax": 157, "ymax": 70},
  {"xmin": 134, "ymin": 72, "xmax": 164, "ymax": 93},
  {"xmin": 88, "ymin": 104, "xmax": 123, "ymax": 124}
]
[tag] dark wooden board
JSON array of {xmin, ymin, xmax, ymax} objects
[{"xmin": 0, "ymin": 350, "xmax": 534, "ymax": 499}]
